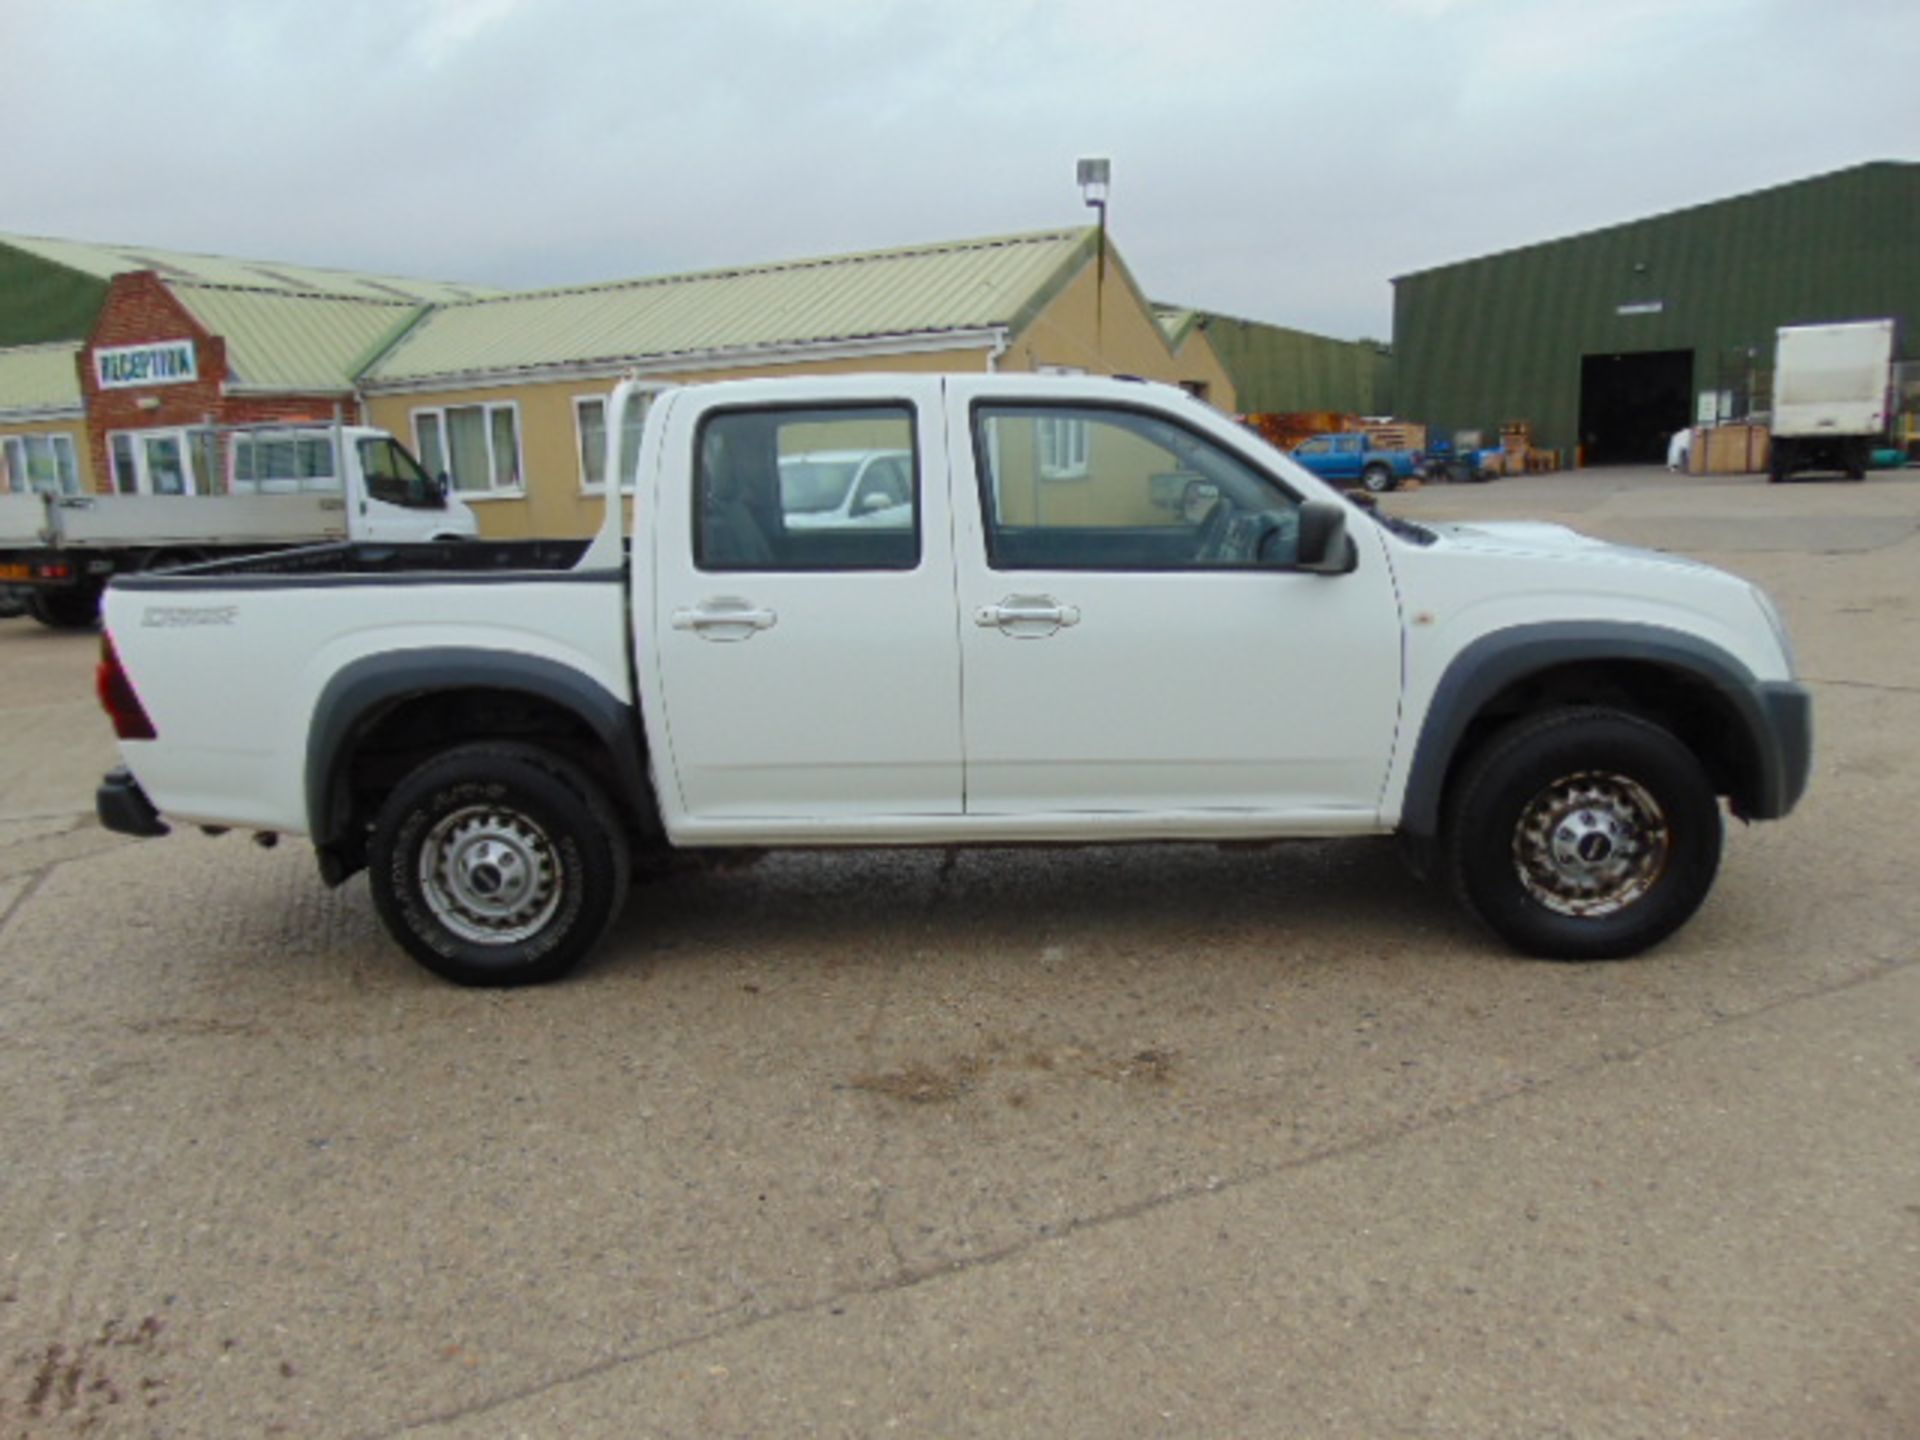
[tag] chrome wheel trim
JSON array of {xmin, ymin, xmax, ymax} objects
[
  {"xmin": 418, "ymin": 804, "xmax": 563, "ymax": 946},
  {"xmin": 1512, "ymin": 771, "xmax": 1670, "ymax": 918}
]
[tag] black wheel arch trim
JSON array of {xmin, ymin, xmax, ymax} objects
[
  {"xmin": 306, "ymin": 648, "xmax": 654, "ymax": 854},
  {"xmin": 1400, "ymin": 622, "xmax": 1811, "ymax": 840}
]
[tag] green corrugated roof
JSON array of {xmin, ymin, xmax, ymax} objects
[
  {"xmin": 170, "ymin": 284, "xmax": 423, "ymax": 393},
  {"xmin": 362, "ymin": 230, "xmax": 1095, "ymax": 384},
  {"xmin": 0, "ymin": 342, "xmax": 83, "ymax": 416},
  {"xmin": 0, "ymin": 231, "xmax": 497, "ymax": 305}
]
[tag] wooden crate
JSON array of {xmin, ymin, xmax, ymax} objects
[
  {"xmin": 1690, "ymin": 423, "xmax": 1770, "ymax": 475},
  {"xmin": 1360, "ymin": 422, "xmax": 1428, "ymax": 453}
]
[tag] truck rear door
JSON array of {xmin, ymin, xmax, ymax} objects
[{"xmin": 646, "ymin": 378, "xmax": 964, "ymax": 822}]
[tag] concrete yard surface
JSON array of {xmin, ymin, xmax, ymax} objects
[{"xmin": 1, "ymin": 465, "xmax": 1917, "ymax": 1437}]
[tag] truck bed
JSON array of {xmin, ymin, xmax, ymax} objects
[
  {"xmin": 102, "ymin": 538, "xmax": 630, "ymax": 835},
  {"xmin": 147, "ymin": 537, "xmax": 600, "ymax": 581}
]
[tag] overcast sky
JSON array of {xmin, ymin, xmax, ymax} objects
[{"xmin": 4, "ymin": 0, "xmax": 1915, "ymax": 340}]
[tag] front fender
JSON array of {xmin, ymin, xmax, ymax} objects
[{"xmin": 1399, "ymin": 622, "xmax": 1812, "ymax": 840}]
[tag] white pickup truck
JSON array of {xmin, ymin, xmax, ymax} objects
[
  {"xmin": 95, "ymin": 374, "xmax": 1811, "ymax": 986},
  {"xmin": 0, "ymin": 423, "xmax": 477, "ymax": 627}
]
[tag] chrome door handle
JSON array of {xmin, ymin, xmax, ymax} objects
[
  {"xmin": 672, "ymin": 598, "xmax": 778, "ymax": 641},
  {"xmin": 974, "ymin": 595, "xmax": 1080, "ymax": 638}
]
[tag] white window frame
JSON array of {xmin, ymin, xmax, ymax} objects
[
  {"xmin": 572, "ymin": 394, "xmax": 608, "ymax": 495},
  {"xmin": 103, "ymin": 427, "xmax": 203, "ymax": 496},
  {"xmin": 573, "ymin": 388, "xmax": 658, "ymax": 495},
  {"xmin": 1035, "ymin": 364, "xmax": 1090, "ymax": 480},
  {"xmin": 411, "ymin": 401, "xmax": 525, "ymax": 498},
  {"xmin": 0, "ymin": 431, "xmax": 81, "ymax": 496}
]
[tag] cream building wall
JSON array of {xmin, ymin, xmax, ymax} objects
[
  {"xmin": 998, "ymin": 256, "xmax": 1238, "ymax": 412},
  {"xmin": 365, "ymin": 345, "xmax": 995, "ymax": 539}
]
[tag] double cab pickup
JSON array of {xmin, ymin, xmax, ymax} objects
[{"xmin": 96, "ymin": 374, "xmax": 1810, "ymax": 985}]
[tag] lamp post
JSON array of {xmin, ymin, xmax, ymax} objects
[{"xmin": 1077, "ymin": 157, "xmax": 1111, "ymax": 341}]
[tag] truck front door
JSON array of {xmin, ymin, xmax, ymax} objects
[
  {"xmin": 947, "ymin": 388, "xmax": 1403, "ymax": 823},
  {"xmin": 648, "ymin": 382, "xmax": 964, "ymax": 823}
]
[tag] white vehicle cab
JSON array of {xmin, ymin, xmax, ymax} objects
[
  {"xmin": 0, "ymin": 421, "xmax": 476, "ymax": 628},
  {"xmin": 96, "ymin": 373, "xmax": 1811, "ymax": 986}
]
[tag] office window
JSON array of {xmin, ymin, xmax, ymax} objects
[
  {"xmin": 574, "ymin": 391, "xmax": 652, "ymax": 493},
  {"xmin": 0, "ymin": 433, "xmax": 80, "ymax": 495},
  {"xmin": 413, "ymin": 403, "xmax": 523, "ymax": 494}
]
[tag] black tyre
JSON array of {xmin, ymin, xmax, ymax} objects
[
  {"xmin": 1443, "ymin": 708, "xmax": 1722, "ymax": 960},
  {"xmin": 368, "ymin": 743, "xmax": 631, "ymax": 986},
  {"xmin": 1360, "ymin": 463, "xmax": 1396, "ymax": 494},
  {"xmin": 26, "ymin": 589, "xmax": 100, "ymax": 629}
]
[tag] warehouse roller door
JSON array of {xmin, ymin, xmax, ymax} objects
[{"xmin": 1578, "ymin": 350, "xmax": 1693, "ymax": 465}]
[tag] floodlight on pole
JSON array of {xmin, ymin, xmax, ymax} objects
[{"xmin": 1077, "ymin": 157, "xmax": 1111, "ymax": 327}]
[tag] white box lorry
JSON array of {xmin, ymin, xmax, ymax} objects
[
  {"xmin": 94, "ymin": 373, "xmax": 1810, "ymax": 985},
  {"xmin": 1768, "ymin": 318, "xmax": 1896, "ymax": 482},
  {"xmin": 0, "ymin": 421, "xmax": 477, "ymax": 627}
]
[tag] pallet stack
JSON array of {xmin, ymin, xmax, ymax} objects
[{"xmin": 1485, "ymin": 421, "xmax": 1562, "ymax": 475}]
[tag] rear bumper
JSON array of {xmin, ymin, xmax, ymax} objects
[
  {"xmin": 97, "ymin": 765, "xmax": 170, "ymax": 838},
  {"xmin": 1738, "ymin": 681, "xmax": 1813, "ymax": 820}
]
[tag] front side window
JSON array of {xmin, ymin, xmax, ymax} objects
[
  {"xmin": 695, "ymin": 405, "xmax": 918, "ymax": 571},
  {"xmin": 359, "ymin": 437, "xmax": 442, "ymax": 509},
  {"xmin": 974, "ymin": 404, "xmax": 1304, "ymax": 570},
  {"xmin": 0, "ymin": 433, "xmax": 79, "ymax": 495},
  {"xmin": 412, "ymin": 403, "xmax": 522, "ymax": 495}
]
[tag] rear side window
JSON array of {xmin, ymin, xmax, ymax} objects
[{"xmin": 694, "ymin": 405, "xmax": 919, "ymax": 572}]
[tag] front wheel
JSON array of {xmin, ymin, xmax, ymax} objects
[
  {"xmin": 1444, "ymin": 708, "xmax": 1722, "ymax": 960},
  {"xmin": 368, "ymin": 744, "xmax": 630, "ymax": 986},
  {"xmin": 1360, "ymin": 463, "xmax": 1396, "ymax": 494}
]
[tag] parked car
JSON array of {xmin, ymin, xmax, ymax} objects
[
  {"xmin": 97, "ymin": 373, "xmax": 1809, "ymax": 986},
  {"xmin": 1288, "ymin": 433, "xmax": 1420, "ymax": 493},
  {"xmin": 778, "ymin": 449, "xmax": 913, "ymax": 528}
]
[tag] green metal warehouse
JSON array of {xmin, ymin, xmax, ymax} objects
[{"xmin": 1391, "ymin": 161, "xmax": 1920, "ymax": 465}]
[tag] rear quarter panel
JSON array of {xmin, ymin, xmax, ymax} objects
[{"xmin": 104, "ymin": 574, "xmax": 628, "ymax": 833}]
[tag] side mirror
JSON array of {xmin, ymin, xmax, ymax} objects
[
  {"xmin": 1295, "ymin": 499, "xmax": 1356, "ymax": 575},
  {"xmin": 434, "ymin": 472, "xmax": 451, "ymax": 505}
]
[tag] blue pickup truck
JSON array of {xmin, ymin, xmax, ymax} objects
[{"xmin": 1288, "ymin": 434, "xmax": 1421, "ymax": 493}]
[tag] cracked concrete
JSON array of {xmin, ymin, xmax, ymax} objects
[{"xmin": 2, "ymin": 465, "xmax": 1918, "ymax": 1438}]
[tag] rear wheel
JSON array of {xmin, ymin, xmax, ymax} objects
[
  {"xmin": 1361, "ymin": 463, "xmax": 1396, "ymax": 494},
  {"xmin": 26, "ymin": 588, "xmax": 100, "ymax": 629},
  {"xmin": 368, "ymin": 743, "xmax": 630, "ymax": 986},
  {"xmin": 1444, "ymin": 708, "xmax": 1722, "ymax": 960}
]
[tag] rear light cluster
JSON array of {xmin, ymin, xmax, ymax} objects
[{"xmin": 96, "ymin": 635, "xmax": 157, "ymax": 741}]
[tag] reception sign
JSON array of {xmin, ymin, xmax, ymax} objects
[{"xmin": 95, "ymin": 340, "xmax": 198, "ymax": 389}]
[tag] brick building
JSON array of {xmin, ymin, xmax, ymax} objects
[{"xmin": 0, "ymin": 232, "xmax": 489, "ymax": 497}]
